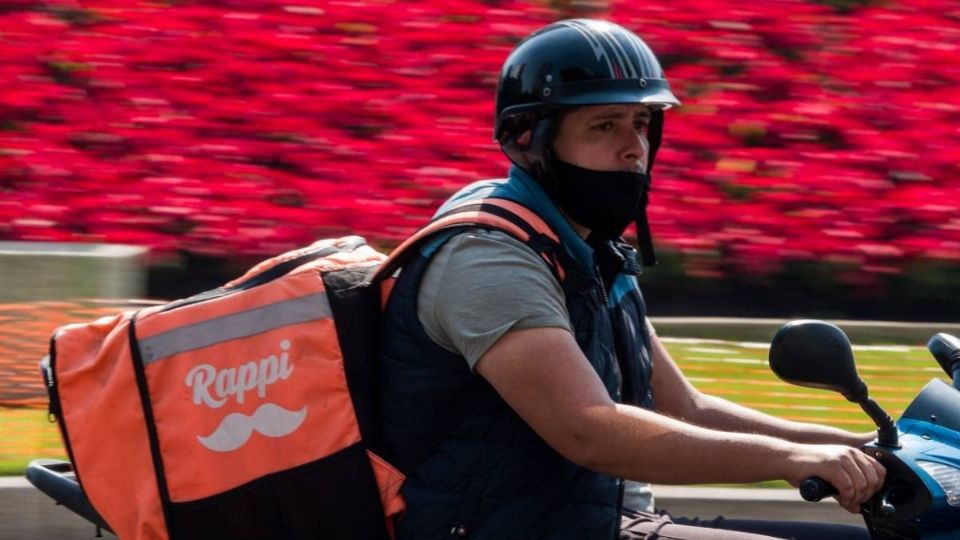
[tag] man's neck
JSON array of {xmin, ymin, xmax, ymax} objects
[{"xmin": 559, "ymin": 209, "xmax": 590, "ymax": 239}]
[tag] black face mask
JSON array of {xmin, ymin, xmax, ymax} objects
[{"xmin": 549, "ymin": 157, "xmax": 649, "ymax": 240}]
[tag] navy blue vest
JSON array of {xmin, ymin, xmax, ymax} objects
[{"xmin": 378, "ymin": 166, "xmax": 655, "ymax": 540}]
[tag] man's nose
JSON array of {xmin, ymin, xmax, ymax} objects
[{"xmin": 619, "ymin": 131, "xmax": 650, "ymax": 172}]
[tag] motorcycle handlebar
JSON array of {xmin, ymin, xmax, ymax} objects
[
  {"xmin": 927, "ymin": 333, "xmax": 960, "ymax": 388},
  {"xmin": 799, "ymin": 476, "xmax": 837, "ymax": 502}
]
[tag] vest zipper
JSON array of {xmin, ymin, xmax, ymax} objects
[
  {"xmin": 594, "ymin": 263, "xmax": 622, "ymax": 394},
  {"xmin": 596, "ymin": 262, "xmax": 628, "ymax": 528}
]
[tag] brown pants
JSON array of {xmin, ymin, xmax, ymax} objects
[{"xmin": 620, "ymin": 510, "xmax": 870, "ymax": 540}]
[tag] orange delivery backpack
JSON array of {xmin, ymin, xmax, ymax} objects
[{"xmin": 39, "ymin": 198, "xmax": 563, "ymax": 540}]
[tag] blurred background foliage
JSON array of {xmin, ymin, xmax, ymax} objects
[{"xmin": 1, "ymin": 0, "xmax": 958, "ymax": 319}]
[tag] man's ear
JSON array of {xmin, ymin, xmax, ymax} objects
[
  {"xmin": 515, "ymin": 130, "xmax": 532, "ymax": 147},
  {"xmin": 501, "ymin": 129, "xmax": 532, "ymax": 151}
]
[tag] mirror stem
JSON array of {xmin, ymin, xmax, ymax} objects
[
  {"xmin": 844, "ymin": 382, "xmax": 899, "ymax": 447},
  {"xmin": 858, "ymin": 397, "xmax": 899, "ymax": 448}
]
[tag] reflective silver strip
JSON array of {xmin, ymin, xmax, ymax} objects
[
  {"xmin": 628, "ymin": 34, "xmax": 660, "ymax": 77},
  {"xmin": 138, "ymin": 293, "xmax": 331, "ymax": 365},
  {"xmin": 600, "ymin": 27, "xmax": 638, "ymax": 79},
  {"xmin": 562, "ymin": 20, "xmax": 616, "ymax": 78}
]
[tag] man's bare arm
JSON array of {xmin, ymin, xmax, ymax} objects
[
  {"xmin": 475, "ymin": 327, "xmax": 885, "ymax": 513},
  {"xmin": 648, "ymin": 333, "xmax": 875, "ymax": 447}
]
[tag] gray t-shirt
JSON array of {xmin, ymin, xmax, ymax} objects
[
  {"xmin": 417, "ymin": 229, "xmax": 572, "ymax": 369},
  {"xmin": 415, "ymin": 228, "xmax": 655, "ymax": 513}
]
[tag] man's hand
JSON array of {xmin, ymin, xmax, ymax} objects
[{"xmin": 785, "ymin": 444, "xmax": 886, "ymax": 513}]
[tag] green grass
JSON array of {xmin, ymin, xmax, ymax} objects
[
  {"xmin": 665, "ymin": 338, "xmax": 941, "ymax": 431},
  {"xmin": 665, "ymin": 338, "xmax": 941, "ymax": 490},
  {"xmin": 0, "ymin": 339, "xmax": 945, "ymax": 478},
  {"xmin": 0, "ymin": 408, "xmax": 67, "ymax": 476}
]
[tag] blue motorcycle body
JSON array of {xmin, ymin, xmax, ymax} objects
[{"xmin": 861, "ymin": 379, "xmax": 960, "ymax": 539}]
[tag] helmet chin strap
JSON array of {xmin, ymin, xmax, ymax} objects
[
  {"xmin": 634, "ymin": 110, "xmax": 664, "ymax": 267},
  {"xmin": 634, "ymin": 202, "xmax": 656, "ymax": 266}
]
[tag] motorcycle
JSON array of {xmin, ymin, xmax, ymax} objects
[
  {"xmin": 770, "ymin": 320, "xmax": 960, "ymax": 540},
  {"xmin": 25, "ymin": 458, "xmax": 112, "ymax": 536},
  {"xmin": 25, "ymin": 319, "xmax": 960, "ymax": 539}
]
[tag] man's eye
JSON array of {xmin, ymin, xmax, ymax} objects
[
  {"xmin": 593, "ymin": 122, "xmax": 614, "ymax": 131},
  {"xmin": 634, "ymin": 122, "xmax": 650, "ymax": 132}
]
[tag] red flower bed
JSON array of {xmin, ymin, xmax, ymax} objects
[
  {"xmin": 2, "ymin": 0, "xmax": 958, "ymax": 280},
  {"xmin": 610, "ymin": 0, "xmax": 960, "ymax": 277}
]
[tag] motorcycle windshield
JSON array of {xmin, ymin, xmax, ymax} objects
[{"xmin": 901, "ymin": 378, "xmax": 960, "ymax": 433}]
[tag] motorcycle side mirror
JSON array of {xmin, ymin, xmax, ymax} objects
[
  {"xmin": 768, "ymin": 320, "xmax": 899, "ymax": 448},
  {"xmin": 768, "ymin": 320, "xmax": 865, "ymax": 399}
]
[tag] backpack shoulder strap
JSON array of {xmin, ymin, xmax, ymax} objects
[
  {"xmin": 371, "ymin": 197, "xmax": 565, "ymax": 283},
  {"xmin": 373, "ymin": 198, "xmax": 566, "ymax": 475}
]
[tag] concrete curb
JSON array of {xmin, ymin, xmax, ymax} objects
[
  {"xmin": 651, "ymin": 317, "xmax": 960, "ymax": 345},
  {"xmin": 650, "ymin": 485, "xmax": 860, "ymax": 526},
  {"xmin": 0, "ymin": 242, "xmax": 148, "ymax": 302},
  {"xmin": 651, "ymin": 485, "xmax": 809, "ymax": 502},
  {"xmin": 0, "ymin": 477, "xmax": 30, "ymax": 488}
]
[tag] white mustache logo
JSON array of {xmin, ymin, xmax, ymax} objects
[{"xmin": 197, "ymin": 403, "xmax": 308, "ymax": 452}]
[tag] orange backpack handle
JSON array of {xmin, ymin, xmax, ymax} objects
[{"xmin": 372, "ymin": 197, "xmax": 565, "ymax": 284}]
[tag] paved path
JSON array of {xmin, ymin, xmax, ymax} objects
[
  {"xmin": 0, "ymin": 477, "xmax": 861, "ymax": 539},
  {"xmin": 0, "ymin": 478, "xmax": 114, "ymax": 539}
]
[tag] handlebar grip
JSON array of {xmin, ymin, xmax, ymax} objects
[
  {"xmin": 799, "ymin": 476, "xmax": 837, "ymax": 502},
  {"xmin": 927, "ymin": 333, "xmax": 960, "ymax": 381}
]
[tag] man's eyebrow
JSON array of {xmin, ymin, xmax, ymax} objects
[{"xmin": 588, "ymin": 109, "xmax": 652, "ymax": 121}]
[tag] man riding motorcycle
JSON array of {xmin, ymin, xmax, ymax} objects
[{"xmin": 377, "ymin": 19, "xmax": 885, "ymax": 539}]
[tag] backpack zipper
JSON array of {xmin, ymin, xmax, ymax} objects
[
  {"xmin": 159, "ymin": 243, "xmax": 345, "ymax": 313},
  {"xmin": 43, "ymin": 334, "xmax": 82, "ymax": 487},
  {"xmin": 42, "ymin": 353, "xmax": 58, "ymax": 422}
]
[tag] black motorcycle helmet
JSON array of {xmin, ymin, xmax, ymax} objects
[
  {"xmin": 495, "ymin": 19, "xmax": 679, "ymax": 144},
  {"xmin": 494, "ymin": 19, "xmax": 680, "ymax": 265}
]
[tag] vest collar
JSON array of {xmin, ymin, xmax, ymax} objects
[
  {"xmin": 432, "ymin": 166, "xmax": 597, "ymax": 275},
  {"xmin": 503, "ymin": 166, "xmax": 595, "ymax": 274}
]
